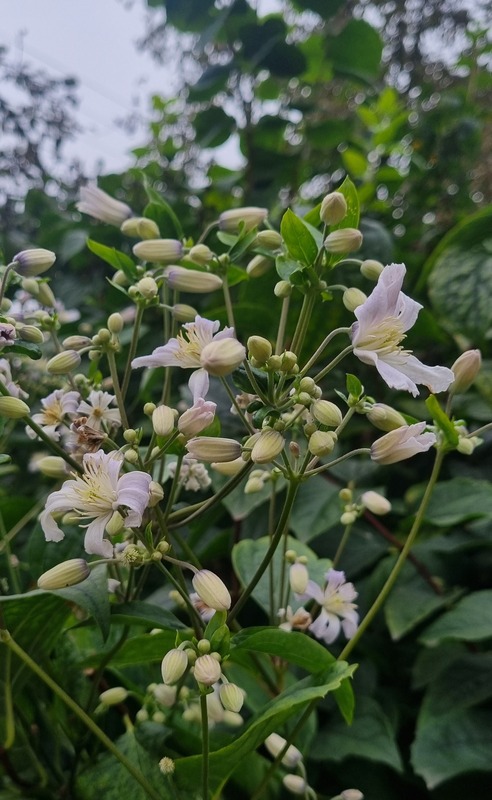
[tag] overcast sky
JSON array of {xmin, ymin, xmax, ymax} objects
[{"xmin": 1, "ymin": 0, "xmax": 174, "ymax": 175}]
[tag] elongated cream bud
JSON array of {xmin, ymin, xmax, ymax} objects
[
  {"xmin": 164, "ymin": 266, "xmax": 222, "ymax": 293},
  {"xmin": 192, "ymin": 569, "xmax": 232, "ymax": 611},
  {"xmin": 37, "ymin": 559, "xmax": 90, "ymax": 590},
  {"xmin": 186, "ymin": 437, "xmax": 242, "ymax": 463},
  {"xmin": 324, "ymin": 228, "xmax": 363, "ymax": 253},
  {"xmin": 246, "ymin": 255, "xmax": 273, "ymax": 278},
  {"xmin": 193, "ymin": 654, "xmax": 222, "ymax": 686},
  {"xmin": 46, "ymin": 350, "xmax": 81, "ymax": 375},
  {"xmin": 172, "ymin": 304, "xmax": 198, "ymax": 322},
  {"xmin": 451, "ymin": 349, "xmax": 482, "ymax": 393},
  {"xmin": 121, "ymin": 217, "xmax": 160, "ymax": 239},
  {"xmin": 367, "ymin": 403, "xmax": 408, "ymax": 432},
  {"xmin": 188, "ymin": 244, "xmax": 214, "ymax": 265},
  {"xmin": 289, "ymin": 562, "xmax": 309, "ymax": 594},
  {"xmin": 99, "ymin": 687, "xmax": 128, "ymax": 706},
  {"xmin": 152, "ymin": 405, "xmax": 175, "ymax": 437},
  {"xmin": 360, "ymin": 259, "xmax": 384, "ymax": 280},
  {"xmin": 62, "ymin": 335, "xmax": 92, "ymax": 350},
  {"xmin": 200, "ymin": 338, "xmax": 246, "ymax": 376},
  {"xmin": 161, "ymin": 649, "xmax": 188, "ymax": 685},
  {"xmin": 18, "ymin": 325, "xmax": 44, "ymax": 344},
  {"xmin": 360, "ymin": 490, "xmax": 391, "ymax": 515},
  {"xmin": 219, "ymin": 206, "xmax": 268, "ymax": 232},
  {"xmin": 219, "ymin": 683, "xmax": 244, "ymax": 713},
  {"xmin": 311, "ymin": 399, "xmax": 343, "ymax": 427},
  {"xmin": 36, "ymin": 456, "xmax": 68, "ymax": 478},
  {"xmin": 282, "ymin": 775, "xmax": 308, "ymax": 795},
  {"xmin": 264, "ymin": 733, "xmax": 303, "ymax": 768},
  {"xmin": 250, "ymin": 430, "xmax": 285, "ymax": 464},
  {"xmin": 13, "ymin": 248, "xmax": 56, "ymax": 277},
  {"xmin": 77, "ymin": 185, "xmax": 132, "ymax": 226},
  {"xmin": 320, "ymin": 191, "xmax": 347, "ymax": 225},
  {"xmin": 255, "ymin": 230, "xmax": 282, "ymax": 249},
  {"xmin": 133, "ymin": 239, "xmax": 183, "ymax": 264},
  {"xmin": 0, "ymin": 396, "xmax": 30, "ymax": 419}
]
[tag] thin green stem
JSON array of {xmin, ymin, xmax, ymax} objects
[
  {"xmin": 228, "ymin": 479, "xmax": 300, "ymax": 624},
  {"xmin": 222, "ymin": 275, "xmax": 235, "ymax": 329},
  {"xmin": 332, "ymin": 523, "xmax": 353, "ymax": 568},
  {"xmin": 303, "ymin": 448, "xmax": 371, "ymax": 478},
  {"xmin": 299, "ymin": 327, "xmax": 350, "ymax": 376},
  {"xmin": 469, "ymin": 422, "xmax": 492, "ymax": 438},
  {"xmin": 275, "ymin": 296, "xmax": 290, "ymax": 355},
  {"xmin": 23, "ymin": 417, "xmax": 83, "ymax": 473},
  {"xmin": 243, "ymin": 361, "xmax": 270, "ymax": 404},
  {"xmin": 200, "ymin": 693, "xmax": 210, "ymax": 800},
  {"xmin": 338, "ymin": 449, "xmax": 445, "ymax": 662},
  {"xmin": 312, "ymin": 344, "xmax": 353, "ymax": 384},
  {"xmin": 220, "ymin": 377, "xmax": 255, "ymax": 434},
  {"xmin": 0, "ymin": 631, "xmax": 162, "ymax": 800},
  {"xmin": 105, "ymin": 349, "xmax": 129, "ymax": 429},
  {"xmin": 0, "ymin": 263, "xmax": 16, "ymax": 305},
  {"xmin": 121, "ymin": 303, "xmax": 144, "ymax": 400},
  {"xmin": 168, "ymin": 461, "xmax": 253, "ymax": 529},
  {"xmin": 290, "ymin": 292, "xmax": 316, "ymax": 356}
]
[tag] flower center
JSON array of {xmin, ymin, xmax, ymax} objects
[
  {"xmin": 43, "ymin": 399, "xmax": 65, "ymax": 426},
  {"xmin": 72, "ymin": 463, "xmax": 117, "ymax": 517},
  {"xmin": 358, "ymin": 315, "xmax": 408, "ymax": 355},
  {"xmin": 175, "ymin": 325, "xmax": 209, "ymax": 366}
]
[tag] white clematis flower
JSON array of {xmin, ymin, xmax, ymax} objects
[
  {"xmin": 371, "ymin": 422, "xmax": 436, "ymax": 465},
  {"xmin": 351, "ymin": 263, "xmax": 454, "ymax": 397},
  {"xmin": 28, "ymin": 389, "xmax": 80, "ymax": 441},
  {"xmin": 77, "ymin": 390, "xmax": 122, "ymax": 430},
  {"xmin": 302, "ymin": 569, "xmax": 359, "ymax": 645},
  {"xmin": 132, "ymin": 315, "xmax": 241, "ymax": 402},
  {"xmin": 40, "ymin": 450, "xmax": 152, "ymax": 557}
]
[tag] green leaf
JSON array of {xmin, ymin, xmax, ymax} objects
[
  {"xmin": 328, "ymin": 20, "xmax": 383, "ymax": 83},
  {"xmin": 422, "ymin": 478, "xmax": 492, "ymax": 526},
  {"xmin": 89, "ymin": 630, "xmax": 177, "ymax": 668},
  {"xmin": 231, "ymin": 627, "xmax": 337, "ymax": 672},
  {"xmin": 290, "ymin": 476, "xmax": 341, "ymax": 541},
  {"xmin": 411, "ymin": 708, "xmax": 492, "ymax": 789},
  {"xmin": 384, "ymin": 567, "xmax": 462, "ymax": 640},
  {"xmin": 346, "ymin": 373, "xmax": 363, "ymax": 399},
  {"xmin": 194, "ymin": 107, "xmax": 235, "ymax": 149},
  {"xmin": 110, "ymin": 601, "xmax": 186, "ymax": 630},
  {"xmin": 173, "ymin": 664, "xmax": 354, "ymax": 794},
  {"xmin": 425, "ymin": 395, "xmax": 459, "ymax": 449},
  {"xmin": 51, "ymin": 565, "xmax": 111, "ymax": 640},
  {"xmin": 142, "ymin": 178, "xmax": 184, "ymax": 238},
  {"xmin": 342, "ymin": 147, "xmax": 367, "ymax": 178},
  {"xmin": 275, "ymin": 253, "xmax": 303, "ymax": 281},
  {"xmin": 419, "ymin": 653, "xmax": 492, "ymax": 723},
  {"xmin": 420, "ymin": 590, "xmax": 492, "ymax": 646},
  {"xmin": 280, "ymin": 208, "xmax": 319, "ymax": 266},
  {"xmin": 333, "ymin": 175, "xmax": 360, "ymax": 230},
  {"xmin": 232, "ymin": 535, "xmax": 332, "ymax": 614},
  {"xmin": 310, "ymin": 696, "xmax": 403, "ymax": 772},
  {"xmin": 87, "ymin": 239, "xmax": 138, "ymax": 279},
  {"xmin": 7, "ymin": 341, "xmax": 42, "ymax": 359}
]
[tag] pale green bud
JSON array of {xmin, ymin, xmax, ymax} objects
[
  {"xmin": 244, "ymin": 476, "xmax": 266, "ymax": 494},
  {"xmin": 36, "ymin": 456, "xmax": 68, "ymax": 478},
  {"xmin": 299, "ymin": 377, "xmax": 316, "ymax": 394},
  {"xmin": 152, "ymin": 405, "xmax": 175, "ymax": 437},
  {"xmin": 360, "ymin": 491, "xmax": 391, "ymax": 515},
  {"xmin": 143, "ymin": 402, "xmax": 156, "ymax": 416},
  {"xmin": 264, "ymin": 733, "xmax": 303, "ymax": 768},
  {"xmin": 120, "ymin": 217, "xmax": 160, "ymax": 239},
  {"xmin": 105, "ymin": 511, "xmax": 125, "ymax": 537},
  {"xmin": 21, "ymin": 277, "xmax": 40, "ymax": 295},
  {"xmin": 219, "ymin": 683, "xmax": 244, "ymax": 713},
  {"xmin": 339, "ymin": 488, "xmax": 353, "ymax": 502},
  {"xmin": 107, "ymin": 313, "xmax": 124, "ymax": 334},
  {"xmin": 267, "ymin": 355, "xmax": 282, "ymax": 370},
  {"xmin": 172, "ymin": 303, "xmax": 198, "ymax": 322},
  {"xmin": 247, "ymin": 335, "xmax": 272, "ymax": 365},
  {"xmin": 324, "ymin": 228, "xmax": 363, "ymax": 253},
  {"xmin": 311, "ymin": 399, "xmax": 343, "ymax": 428},
  {"xmin": 133, "ymin": 238, "xmax": 183, "ymax": 263},
  {"xmin": 451, "ymin": 350, "xmax": 482, "ymax": 393},
  {"xmin": 343, "ymin": 287, "xmax": 367, "ymax": 312},
  {"xmin": 308, "ymin": 430, "xmax": 337, "ymax": 456},
  {"xmin": 47, "ymin": 350, "xmax": 81, "ymax": 375},
  {"xmin": 200, "ymin": 338, "xmax": 246, "ymax": 376},
  {"xmin": 136, "ymin": 276, "xmax": 159, "ymax": 299},
  {"xmin": 193, "ymin": 654, "xmax": 222, "ymax": 686},
  {"xmin": 367, "ymin": 403, "xmax": 407, "ymax": 432},
  {"xmin": 250, "ymin": 429, "xmax": 285, "ymax": 464},
  {"xmin": 289, "ymin": 562, "xmax": 309, "ymax": 594},
  {"xmin": 283, "ymin": 775, "xmax": 308, "ymax": 795},
  {"xmin": 0, "ymin": 396, "xmax": 30, "ymax": 419},
  {"xmin": 18, "ymin": 324, "xmax": 44, "ymax": 344},
  {"xmin": 274, "ymin": 280, "xmax": 292, "ymax": 298},
  {"xmin": 188, "ymin": 244, "xmax": 214, "ymax": 266},
  {"xmin": 37, "ymin": 282, "xmax": 56, "ymax": 307},
  {"xmin": 281, "ymin": 351, "xmax": 297, "ymax": 372},
  {"xmin": 219, "ymin": 206, "xmax": 268, "ymax": 232},
  {"xmin": 37, "ymin": 559, "xmax": 90, "ymax": 590},
  {"xmin": 457, "ymin": 436, "xmax": 481, "ymax": 455},
  {"xmin": 246, "ymin": 255, "xmax": 273, "ymax": 278},
  {"xmin": 320, "ymin": 191, "xmax": 347, "ymax": 225},
  {"xmin": 112, "ymin": 270, "xmax": 129, "ymax": 286},
  {"xmin": 192, "ymin": 569, "xmax": 231, "ymax": 611},
  {"xmin": 165, "ymin": 266, "xmax": 222, "ymax": 293},
  {"xmin": 186, "ymin": 436, "xmax": 241, "ymax": 463},
  {"xmin": 255, "ymin": 230, "xmax": 282, "ymax": 249},
  {"xmin": 210, "ymin": 457, "xmax": 245, "ymax": 475},
  {"xmin": 99, "ymin": 687, "xmax": 128, "ymax": 706},
  {"xmin": 13, "ymin": 248, "xmax": 56, "ymax": 277},
  {"xmin": 161, "ymin": 648, "xmax": 188, "ymax": 685},
  {"xmin": 62, "ymin": 335, "xmax": 92, "ymax": 350},
  {"xmin": 360, "ymin": 259, "xmax": 384, "ymax": 280}
]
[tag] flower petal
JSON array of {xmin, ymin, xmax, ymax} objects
[{"xmin": 84, "ymin": 514, "xmax": 113, "ymax": 557}]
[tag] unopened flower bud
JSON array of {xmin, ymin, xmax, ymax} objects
[
  {"xmin": 339, "ymin": 488, "xmax": 353, "ymax": 502},
  {"xmin": 267, "ymin": 355, "xmax": 282, "ymax": 370},
  {"xmin": 250, "ymin": 429, "xmax": 285, "ymax": 464},
  {"xmin": 62, "ymin": 335, "xmax": 92, "ymax": 350},
  {"xmin": 0, "ymin": 396, "xmax": 30, "ymax": 419},
  {"xmin": 186, "ymin": 436, "xmax": 241, "ymax": 463},
  {"xmin": 46, "ymin": 350, "xmax": 81, "ymax": 375},
  {"xmin": 144, "ymin": 402, "xmax": 156, "ymax": 416},
  {"xmin": 194, "ymin": 654, "xmax": 222, "ymax": 686},
  {"xmin": 112, "ymin": 270, "xmax": 129, "ymax": 287},
  {"xmin": 36, "ymin": 456, "xmax": 68, "ymax": 478},
  {"xmin": 165, "ymin": 266, "xmax": 222, "ymax": 293},
  {"xmin": 244, "ymin": 476, "xmax": 265, "ymax": 494},
  {"xmin": 21, "ymin": 277, "xmax": 40, "ymax": 295},
  {"xmin": 77, "ymin": 185, "xmax": 132, "ymax": 226},
  {"xmin": 200, "ymin": 338, "xmax": 246, "ymax": 376},
  {"xmin": 172, "ymin": 303, "xmax": 198, "ymax": 322},
  {"xmin": 192, "ymin": 569, "xmax": 231, "ymax": 611},
  {"xmin": 178, "ymin": 400, "xmax": 216, "ymax": 437},
  {"xmin": 219, "ymin": 683, "xmax": 244, "ymax": 713},
  {"xmin": 311, "ymin": 399, "xmax": 343, "ymax": 428},
  {"xmin": 324, "ymin": 228, "xmax": 363, "ymax": 253},
  {"xmin": 107, "ymin": 313, "xmax": 124, "ymax": 334},
  {"xmin": 367, "ymin": 403, "xmax": 408, "ymax": 432},
  {"xmin": 320, "ymin": 191, "xmax": 348, "ymax": 225},
  {"xmin": 339, "ymin": 791, "xmax": 364, "ymax": 800},
  {"xmin": 290, "ymin": 562, "xmax": 309, "ymax": 594},
  {"xmin": 121, "ymin": 217, "xmax": 160, "ymax": 239},
  {"xmin": 219, "ymin": 206, "xmax": 268, "ymax": 232},
  {"xmin": 360, "ymin": 491, "xmax": 391, "ymax": 515},
  {"xmin": 274, "ymin": 280, "xmax": 292, "ymax": 298},
  {"xmin": 457, "ymin": 436, "xmax": 481, "ymax": 455},
  {"xmin": 99, "ymin": 687, "xmax": 128, "ymax": 706},
  {"xmin": 18, "ymin": 325, "xmax": 44, "ymax": 344},
  {"xmin": 283, "ymin": 775, "xmax": 308, "ymax": 795},
  {"xmin": 308, "ymin": 430, "xmax": 337, "ymax": 456},
  {"xmin": 343, "ymin": 287, "xmax": 367, "ymax": 312},
  {"xmin": 264, "ymin": 733, "xmax": 303, "ymax": 768},
  {"xmin": 451, "ymin": 349, "xmax": 482, "ymax": 393},
  {"xmin": 210, "ymin": 457, "xmax": 245, "ymax": 476},
  {"xmin": 299, "ymin": 377, "xmax": 316, "ymax": 394},
  {"xmin": 136, "ymin": 276, "xmax": 159, "ymax": 299},
  {"xmin": 281, "ymin": 351, "xmax": 297, "ymax": 372},
  {"xmin": 188, "ymin": 244, "xmax": 214, "ymax": 266},
  {"xmin": 37, "ymin": 559, "xmax": 90, "ymax": 590},
  {"xmin": 247, "ymin": 335, "xmax": 272, "ymax": 365},
  {"xmin": 246, "ymin": 255, "xmax": 273, "ymax": 278},
  {"xmin": 360, "ymin": 259, "xmax": 384, "ymax": 280},
  {"xmin": 341, "ymin": 511, "xmax": 358, "ymax": 525},
  {"xmin": 152, "ymin": 405, "xmax": 175, "ymax": 437},
  {"xmin": 133, "ymin": 239, "xmax": 183, "ymax": 263},
  {"xmin": 161, "ymin": 649, "xmax": 188, "ymax": 685},
  {"xmin": 13, "ymin": 248, "xmax": 56, "ymax": 277},
  {"xmin": 255, "ymin": 230, "xmax": 282, "ymax": 249},
  {"xmin": 371, "ymin": 423, "xmax": 436, "ymax": 465}
]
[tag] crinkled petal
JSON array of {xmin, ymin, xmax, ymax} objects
[
  {"xmin": 352, "ymin": 263, "xmax": 407, "ymax": 338},
  {"xmin": 388, "ymin": 353, "xmax": 454, "ymax": 395},
  {"xmin": 298, "ymin": 579, "xmax": 325, "ymax": 605},
  {"xmin": 188, "ymin": 369, "xmax": 210, "ymax": 403},
  {"xmin": 84, "ymin": 514, "xmax": 113, "ymax": 557},
  {"xmin": 309, "ymin": 610, "xmax": 341, "ymax": 645},
  {"xmin": 116, "ymin": 472, "xmax": 151, "ymax": 521}
]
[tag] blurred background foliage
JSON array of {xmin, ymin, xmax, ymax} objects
[{"xmin": 1, "ymin": 2, "xmax": 492, "ymax": 799}]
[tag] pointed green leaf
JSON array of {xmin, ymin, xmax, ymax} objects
[
  {"xmin": 280, "ymin": 209, "xmax": 318, "ymax": 266},
  {"xmin": 87, "ymin": 239, "xmax": 138, "ymax": 279}
]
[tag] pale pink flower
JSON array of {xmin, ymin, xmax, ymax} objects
[
  {"xmin": 132, "ymin": 315, "xmax": 238, "ymax": 402},
  {"xmin": 302, "ymin": 569, "xmax": 359, "ymax": 645},
  {"xmin": 77, "ymin": 184, "xmax": 132, "ymax": 226},
  {"xmin": 0, "ymin": 359, "xmax": 27, "ymax": 399},
  {"xmin": 28, "ymin": 389, "xmax": 80, "ymax": 441},
  {"xmin": 178, "ymin": 398, "xmax": 216, "ymax": 437},
  {"xmin": 351, "ymin": 263, "xmax": 454, "ymax": 397},
  {"xmin": 40, "ymin": 450, "xmax": 151, "ymax": 557},
  {"xmin": 77, "ymin": 390, "xmax": 121, "ymax": 430},
  {"xmin": 0, "ymin": 323, "xmax": 16, "ymax": 348},
  {"xmin": 371, "ymin": 422, "xmax": 436, "ymax": 465}
]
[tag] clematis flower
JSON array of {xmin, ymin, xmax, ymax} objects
[
  {"xmin": 28, "ymin": 389, "xmax": 80, "ymax": 441},
  {"xmin": 40, "ymin": 450, "xmax": 152, "ymax": 557},
  {"xmin": 351, "ymin": 263, "xmax": 454, "ymax": 397},
  {"xmin": 132, "ymin": 315, "xmax": 242, "ymax": 402},
  {"xmin": 77, "ymin": 185, "xmax": 132, "ymax": 226},
  {"xmin": 371, "ymin": 422, "xmax": 436, "ymax": 465},
  {"xmin": 0, "ymin": 323, "xmax": 16, "ymax": 347},
  {"xmin": 302, "ymin": 569, "xmax": 359, "ymax": 645},
  {"xmin": 77, "ymin": 390, "xmax": 121, "ymax": 430}
]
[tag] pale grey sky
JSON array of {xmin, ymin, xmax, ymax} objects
[{"xmin": 1, "ymin": 0, "xmax": 175, "ymax": 175}]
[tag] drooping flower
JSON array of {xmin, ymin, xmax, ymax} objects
[
  {"xmin": 40, "ymin": 450, "xmax": 152, "ymax": 557},
  {"xmin": 77, "ymin": 185, "xmax": 133, "ymax": 226},
  {"xmin": 178, "ymin": 398, "xmax": 216, "ymax": 437},
  {"xmin": 28, "ymin": 389, "xmax": 80, "ymax": 441},
  {"xmin": 351, "ymin": 263, "xmax": 454, "ymax": 397},
  {"xmin": 371, "ymin": 422, "xmax": 436, "ymax": 465},
  {"xmin": 168, "ymin": 457, "xmax": 211, "ymax": 492},
  {"xmin": 132, "ymin": 315, "xmax": 240, "ymax": 402},
  {"xmin": 302, "ymin": 569, "xmax": 359, "ymax": 645},
  {"xmin": 77, "ymin": 390, "xmax": 121, "ymax": 430}
]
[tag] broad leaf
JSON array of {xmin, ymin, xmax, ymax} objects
[
  {"xmin": 280, "ymin": 208, "xmax": 318, "ymax": 266},
  {"xmin": 420, "ymin": 590, "xmax": 492, "ymax": 646},
  {"xmin": 87, "ymin": 239, "xmax": 138, "ymax": 279}
]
